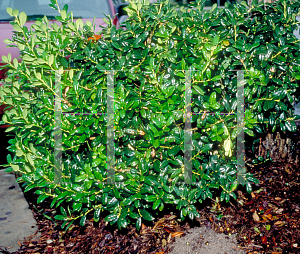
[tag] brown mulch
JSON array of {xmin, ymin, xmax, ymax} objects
[{"xmin": 0, "ymin": 158, "xmax": 300, "ymax": 253}]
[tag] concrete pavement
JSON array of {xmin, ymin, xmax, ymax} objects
[{"xmin": 0, "ymin": 169, "xmax": 40, "ymax": 253}]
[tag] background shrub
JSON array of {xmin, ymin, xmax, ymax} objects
[{"xmin": 0, "ymin": 0, "xmax": 299, "ymax": 231}]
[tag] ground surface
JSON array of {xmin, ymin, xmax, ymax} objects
[
  {"xmin": 0, "ymin": 170, "xmax": 40, "ymax": 253},
  {"xmin": 0, "ymin": 158, "xmax": 299, "ymax": 254}
]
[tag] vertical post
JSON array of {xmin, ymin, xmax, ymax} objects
[
  {"xmin": 106, "ymin": 70, "xmax": 115, "ymax": 185},
  {"xmin": 54, "ymin": 69, "xmax": 63, "ymax": 185},
  {"xmin": 184, "ymin": 69, "xmax": 192, "ymax": 185},
  {"xmin": 236, "ymin": 70, "xmax": 245, "ymax": 185}
]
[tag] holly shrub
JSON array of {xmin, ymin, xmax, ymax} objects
[{"xmin": 0, "ymin": 0, "xmax": 300, "ymax": 231}]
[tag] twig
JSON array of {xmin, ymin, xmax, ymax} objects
[
  {"xmin": 243, "ymin": 244, "xmax": 264, "ymax": 249},
  {"xmin": 0, "ymin": 246, "xmax": 12, "ymax": 254}
]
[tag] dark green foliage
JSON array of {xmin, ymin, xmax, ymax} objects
[{"xmin": 0, "ymin": 0, "xmax": 300, "ymax": 231}]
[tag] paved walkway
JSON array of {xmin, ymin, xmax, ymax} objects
[{"xmin": 0, "ymin": 169, "xmax": 40, "ymax": 253}]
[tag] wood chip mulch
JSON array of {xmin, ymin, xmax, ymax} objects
[{"xmin": 0, "ymin": 158, "xmax": 299, "ymax": 254}]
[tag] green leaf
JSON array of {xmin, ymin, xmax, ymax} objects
[
  {"xmin": 113, "ymin": 188, "xmax": 121, "ymax": 199},
  {"xmin": 280, "ymin": 122, "xmax": 286, "ymax": 132},
  {"xmin": 71, "ymin": 126, "xmax": 86, "ymax": 135},
  {"xmin": 19, "ymin": 12, "xmax": 27, "ymax": 27},
  {"xmin": 119, "ymin": 85, "xmax": 125, "ymax": 99},
  {"xmin": 230, "ymin": 181, "xmax": 238, "ymax": 192},
  {"xmin": 120, "ymin": 109, "xmax": 126, "ymax": 119},
  {"xmin": 105, "ymin": 213, "xmax": 118, "ymax": 222},
  {"xmin": 200, "ymin": 143, "xmax": 213, "ymax": 153},
  {"xmin": 12, "ymin": 9, "xmax": 19, "ymax": 17},
  {"xmin": 209, "ymin": 3, "xmax": 217, "ymax": 13},
  {"xmin": 43, "ymin": 213, "xmax": 54, "ymax": 222},
  {"xmin": 6, "ymin": 7, "xmax": 13, "ymax": 16},
  {"xmin": 24, "ymin": 183, "xmax": 37, "ymax": 193},
  {"xmin": 209, "ymin": 92, "xmax": 216, "ymax": 104},
  {"xmin": 254, "ymin": 227, "xmax": 261, "ymax": 234},
  {"xmin": 115, "ymin": 174, "xmax": 125, "ymax": 182},
  {"xmin": 22, "ymin": 54, "xmax": 35, "ymax": 61},
  {"xmin": 94, "ymin": 208, "xmax": 101, "ymax": 222},
  {"xmin": 225, "ymin": 193, "xmax": 230, "ymax": 202},
  {"xmin": 48, "ymin": 54, "xmax": 54, "ymax": 67},
  {"xmin": 72, "ymin": 202, "xmax": 82, "ymax": 212},
  {"xmin": 11, "ymin": 164, "xmax": 19, "ymax": 171},
  {"xmin": 57, "ymin": 191, "xmax": 70, "ymax": 201},
  {"xmin": 152, "ymin": 199, "xmax": 161, "ymax": 210},
  {"xmin": 247, "ymin": 176, "xmax": 259, "ymax": 184},
  {"xmin": 13, "ymin": 58, "xmax": 18, "ymax": 69},
  {"xmin": 60, "ymin": 206, "xmax": 67, "ymax": 217},
  {"xmin": 54, "ymin": 215, "xmax": 66, "ymax": 220},
  {"xmin": 285, "ymin": 120, "xmax": 297, "ymax": 132},
  {"xmin": 37, "ymin": 194, "xmax": 48, "ymax": 204},
  {"xmin": 140, "ymin": 209, "xmax": 154, "ymax": 221},
  {"xmin": 246, "ymin": 182, "xmax": 252, "ymax": 193},
  {"xmin": 61, "ymin": 220, "xmax": 68, "ymax": 230},
  {"xmin": 291, "ymin": 120, "xmax": 297, "ymax": 132},
  {"xmin": 193, "ymin": 85, "xmax": 204, "ymax": 95},
  {"xmin": 153, "ymin": 139, "xmax": 160, "ymax": 148},
  {"xmin": 145, "ymin": 195, "xmax": 157, "ymax": 202},
  {"xmin": 245, "ymin": 128, "xmax": 254, "ymax": 136},
  {"xmin": 167, "ymin": 146, "xmax": 180, "ymax": 156},
  {"xmin": 136, "ymin": 217, "xmax": 142, "ymax": 231},
  {"xmin": 79, "ymin": 215, "xmax": 86, "ymax": 227},
  {"xmin": 16, "ymin": 149, "xmax": 23, "ymax": 157},
  {"xmin": 228, "ymin": 190, "xmax": 237, "ymax": 199},
  {"xmin": 211, "ymin": 75, "xmax": 222, "ymax": 81},
  {"xmin": 211, "ymin": 102, "xmax": 220, "ymax": 110},
  {"xmin": 153, "ymin": 116, "xmax": 162, "ymax": 128},
  {"xmin": 63, "ymin": 4, "xmax": 68, "ymax": 12},
  {"xmin": 60, "ymin": 10, "xmax": 67, "ymax": 20},
  {"xmin": 75, "ymin": 19, "xmax": 83, "ymax": 29},
  {"xmin": 220, "ymin": 190, "xmax": 226, "ymax": 202},
  {"xmin": 285, "ymin": 121, "xmax": 292, "ymax": 132},
  {"xmin": 258, "ymin": 156, "xmax": 263, "ymax": 162},
  {"xmin": 103, "ymin": 17, "xmax": 110, "ymax": 25},
  {"xmin": 64, "ymin": 220, "xmax": 74, "ymax": 231},
  {"xmin": 140, "ymin": 108, "xmax": 147, "ymax": 118},
  {"xmin": 2, "ymin": 55, "xmax": 8, "ymax": 63},
  {"xmin": 3, "ymin": 39, "xmax": 13, "ymax": 45},
  {"xmin": 254, "ymin": 125, "xmax": 263, "ymax": 134},
  {"xmin": 129, "ymin": 211, "xmax": 138, "ymax": 219},
  {"xmin": 188, "ymin": 209, "xmax": 194, "ymax": 220},
  {"xmin": 117, "ymin": 218, "xmax": 128, "ymax": 229},
  {"xmin": 13, "ymin": 23, "xmax": 22, "ymax": 32},
  {"xmin": 6, "ymin": 154, "xmax": 12, "ymax": 164},
  {"xmin": 27, "ymin": 154, "xmax": 35, "ymax": 166},
  {"xmin": 159, "ymin": 202, "xmax": 164, "ymax": 211}
]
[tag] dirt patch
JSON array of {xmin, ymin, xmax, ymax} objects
[{"xmin": 167, "ymin": 225, "xmax": 246, "ymax": 254}]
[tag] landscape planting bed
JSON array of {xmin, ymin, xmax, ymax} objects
[{"xmin": 1, "ymin": 139, "xmax": 299, "ymax": 254}]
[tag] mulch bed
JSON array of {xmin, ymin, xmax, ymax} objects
[{"xmin": 0, "ymin": 157, "xmax": 300, "ymax": 253}]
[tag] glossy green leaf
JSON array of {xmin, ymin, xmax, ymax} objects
[
  {"xmin": 136, "ymin": 217, "xmax": 142, "ymax": 231},
  {"xmin": 72, "ymin": 202, "xmax": 82, "ymax": 212},
  {"xmin": 19, "ymin": 12, "xmax": 27, "ymax": 27},
  {"xmin": 94, "ymin": 208, "xmax": 101, "ymax": 222},
  {"xmin": 54, "ymin": 215, "xmax": 66, "ymax": 221},
  {"xmin": 105, "ymin": 213, "xmax": 118, "ymax": 222},
  {"xmin": 37, "ymin": 194, "xmax": 48, "ymax": 204},
  {"xmin": 140, "ymin": 209, "xmax": 154, "ymax": 221},
  {"xmin": 79, "ymin": 215, "xmax": 86, "ymax": 227},
  {"xmin": 193, "ymin": 85, "xmax": 204, "ymax": 95}
]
